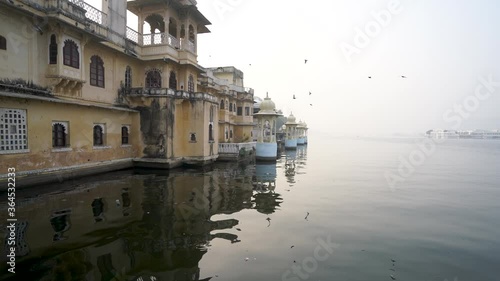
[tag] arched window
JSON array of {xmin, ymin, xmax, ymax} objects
[
  {"xmin": 63, "ymin": 40, "xmax": 79, "ymax": 68},
  {"xmin": 121, "ymin": 126, "xmax": 129, "ymax": 144},
  {"xmin": 52, "ymin": 123, "xmax": 68, "ymax": 148},
  {"xmin": 230, "ymin": 130, "xmax": 233, "ymax": 138},
  {"xmin": 90, "ymin": 55, "xmax": 105, "ymax": 88},
  {"xmin": 144, "ymin": 14, "xmax": 165, "ymax": 44},
  {"xmin": 188, "ymin": 74, "xmax": 194, "ymax": 92},
  {"xmin": 124, "ymin": 66, "xmax": 131, "ymax": 88},
  {"xmin": 93, "ymin": 125, "xmax": 104, "ymax": 146},
  {"xmin": 229, "ymin": 102, "xmax": 233, "ymax": 112},
  {"xmin": 0, "ymin": 35, "xmax": 6, "ymax": 50},
  {"xmin": 145, "ymin": 69, "xmax": 161, "ymax": 88},
  {"xmin": 209, "ymin": 124, "xmax": 213, "ymax": 141},
  {"xmin": 168, "ymin": 71, "xmax": 177, "ymax": 89},
  {"xmin": 49, "ymin": 35, "xmax": 57, "ymax": 64},
  {"xmin": 220, "ymin": 99, "xmax": 224, "ymax": 109},
  {"xmin": 188, "ymin": 24, "xmax": 195, "ymax": 43}
]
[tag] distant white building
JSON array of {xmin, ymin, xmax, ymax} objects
[
  {"xmin": 483, "ymin": 130, "xmax": 500, "ymax": 139},
  {"xmin": 428, "ymin": 129, "xmax": 500, "ymax": 139},
  {"xmin": 428, "ymin": 129, "xmax": 459, "ymax": 139}
]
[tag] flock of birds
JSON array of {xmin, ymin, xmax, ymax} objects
[
  {"xmin": 290, "ymin": 59, "xmax": 407, "ymax": 106},
  {"xmin": 207, "ymin": 56, "xmax": 410, "ymax": 108}
]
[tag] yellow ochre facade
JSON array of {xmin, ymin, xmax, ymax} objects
[{"xmin": 0, "ymin": 0, "xmax": 255, "ymax": 187}]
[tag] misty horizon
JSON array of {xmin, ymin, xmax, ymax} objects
[{"xmin": 87, "ymin": 0, "xmax": 500, "ymax": 135}]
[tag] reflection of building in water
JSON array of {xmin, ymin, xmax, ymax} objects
[
  {"xmin": 91, "ymin": 198, "xmax": 105, "ymax": 222},
  {"xmin": 253, "ymin": 193, "xmax": 283, "ymax": 215},
  {"xmin": 3, "ymin": 221, "xmax": 30, "ymax": 257},
  {"xmin": 296, "ymin": 145, "xmax": 308, "ymax": 165},
  {"xmin": 0, "ymin": 164, "xmax": 285, "ymax": 280},
  {"xmin": 253, "ymin": 163, "xmax": 277, "ymax": 191},
  {"xmin": 121, "ymin": 188, "xmax": 131, "ymax": 217},
  {"xmin": 50, "ymin": 209, "xmax": 72, "ymax": 242},
  {"xmin": 252, "ymin": 163, "xmax": 282, "ymax": 214},
  {"xmin": 283, "ymin": 149, "xmax": 296, "ymax": 185}
]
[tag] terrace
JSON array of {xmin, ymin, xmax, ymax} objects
[{"xmin": 20, "ymin": 0, "xmax": 201, "ymax": 58}]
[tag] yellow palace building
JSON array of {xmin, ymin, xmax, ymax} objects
[{"xmin": 0, "ymin": 0, "xmax": 255, "ymax": 187}]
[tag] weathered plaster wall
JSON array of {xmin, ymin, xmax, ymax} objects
[
  {"xmin": 173, "ymin": 99, "xmax": 215, "ymax": 158},
  {"xmin": 136, "ymin": 97, "xmax": 171, "ymax": 158},
  {"xmin": 0, "ymin": 8, "xmax": 38, "ymax": 82},
  {"xmin": 0, "ymin": 96, "xmax": 141, "ymax": 172},
  {"xmin": 234, "ymin": 126, "xmax": 253, "ymax": 143}
]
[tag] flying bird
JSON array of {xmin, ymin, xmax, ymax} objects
[
  {"xmin": 368, "ymin": 76, "xmax": 372, "ymax": 79},
  {"xmin": 304, "ymin": 59, "xmax": 308, "ymax": 64},
  {"xmin": 309, "ymin": 91, "xmax": 312, "ymax": 95},
  {"xmin": 310, "ymin": 104, "xmax": 313, "ymax": 106},
  {"xmin": 293, "ymin": 94, "xmax": 296, "ymax": 99},
  {"xmin": 401, "ymin": 75, "xmax": 406, "ymax": 78}
]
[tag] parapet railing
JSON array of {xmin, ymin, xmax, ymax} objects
[
  {"xmin": 218, "ymin": 142, "xmax": 256, "ymax": 154},
  {"xmin": 68, "ymin": 0, "xmax": 106, "ymax": 25}
]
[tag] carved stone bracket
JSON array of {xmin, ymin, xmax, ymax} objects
[{"xmin": 47, "ymin": 75, "xmax": 85, "ymax": 98}]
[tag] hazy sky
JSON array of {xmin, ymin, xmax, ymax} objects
[{"xmin": 95, "ymin": 0, "xmax": 500, "ymax": 135}]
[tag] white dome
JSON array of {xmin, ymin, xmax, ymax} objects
[
  {"xmin": 297, "ymin": 120, "xmax": 305, "ymax": 128},
  {"xmin": 285, "ymin": 112, "xmax": 298, "ymax": 125},
  {"xmin": 260, "ymin": 94, "xmax": 276, "ymax": 112},
  {"xmin": 255, "ymin": 93, "xmax": 280, "ymax": 116}
]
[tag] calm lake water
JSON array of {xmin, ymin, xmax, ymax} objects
[{"xmin": 1, "ymin": 136, "xmax": 500, "ymax": 281}]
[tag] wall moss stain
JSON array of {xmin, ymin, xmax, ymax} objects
[{"xmin": 166, "ymin": 99, "xmax": 176, "ymax": 158}]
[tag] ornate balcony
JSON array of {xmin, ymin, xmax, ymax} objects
[
  {"xmin": 22, "ymin": 0, "xmax": 197, "ymax": 58},
  {"xmin": 68, "ymin": 0, "xmax": 106, "ymax": 25},
  {"xmin": 119, "ymin": 87, "xmax": 218, "ymax": 104},
  {"xmin": 124, "ymin": 27, "xmax": 195, "ymax": 52}
]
